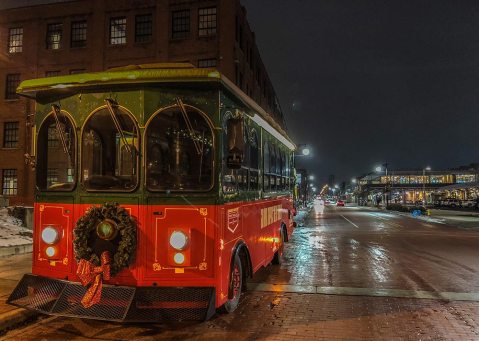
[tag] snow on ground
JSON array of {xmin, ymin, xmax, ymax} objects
[{"xmin": 0, "ymin": 208, "xmax": 32, "ymax": 247}]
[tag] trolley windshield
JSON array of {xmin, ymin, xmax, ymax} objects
[
  {"xmin": 145, "ymin": 104, "xmax": 214, "ymax": 191},
  {"xmin": 36, "ymin": 107, "xmax": 76, "ymax": 191},
  {"xmin": 81, "ymin": 101, "xmax": 139, "ymax": 191}
]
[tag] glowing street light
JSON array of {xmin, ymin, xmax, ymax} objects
[{"xmin": 309, "ymin": 175, "xmax": 315, "ymax": 180}]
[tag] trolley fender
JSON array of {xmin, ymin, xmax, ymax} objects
[{"xmin": 229, "ymin": 240, "xmax": 253, "ymax": 279}]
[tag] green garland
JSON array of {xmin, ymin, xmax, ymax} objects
[{"xmin": 73, "ymin": 202, "xmax": 137, "ymax": 276}]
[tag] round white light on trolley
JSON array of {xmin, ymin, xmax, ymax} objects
[
  {"xmin": 169, "ymin": 231, "xmax": 188, "ymax": 250},
  {"xmin": 173, "ymin": 252, "xmax": 185, "ymax": 265},
  {"xmin": 45, "ymin": 246, "xmax": 57, "ymax": 257},
  {"xmin": 41, "ymin": 226, "xmax": 59, "ymax": 245}
]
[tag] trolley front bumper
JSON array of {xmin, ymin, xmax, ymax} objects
[{"xmin": 7, "ymin": 274, "xmax": 216, "ymax": 322}]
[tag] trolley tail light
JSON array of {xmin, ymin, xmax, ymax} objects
[{"xmin": 168, "ymin": 228, "xmax": 191, "ymax": 267}]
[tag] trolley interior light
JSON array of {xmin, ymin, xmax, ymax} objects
[
  {"xmin": 173, "ymin": 252, "xmax": 185, "ymax": 265},
  {"xmin": 41, "ymin": 226, "xmax": 59, "ymax": 245},
  {"xmin": 169, "ymin": 231, "xmax": 188, "ymax": 250}
]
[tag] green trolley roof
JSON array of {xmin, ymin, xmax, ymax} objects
[{"xmin": 17, "ymin": 63, "xmax": 295, "ymax": 149}]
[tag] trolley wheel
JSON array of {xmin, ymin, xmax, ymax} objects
[
  {"xmin": 272, "ymin": 228, "xmax": 285, "ymax": 265},
  {"xmin": 221, "ymin": 253, "xmax": 243, "ymax": 313}
]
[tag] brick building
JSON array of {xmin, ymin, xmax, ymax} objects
[{"xmin": 0, "ymin": 0, "xmax": 285, "ymax": 205}]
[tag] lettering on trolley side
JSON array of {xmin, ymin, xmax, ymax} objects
[{"xmin": 261, "ymin": 204, "xmax": 282, "ymax": 229}]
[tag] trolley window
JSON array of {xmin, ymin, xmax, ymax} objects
[
  {"xmin": 81, "ymin": 101, "xmax": 139, "ymax": 191},
  {"xmin": 146, "ymin": 104, "xmax": 213, "ymax": 191},
  {"xmin": 36, "ymin": 107, "xmax": 76, "ymax": 191}
]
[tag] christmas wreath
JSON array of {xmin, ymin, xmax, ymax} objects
[{"xmin": 73, "ymin": 202, "xmax": 137, "ymax": 276}]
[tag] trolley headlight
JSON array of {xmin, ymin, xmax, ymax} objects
[
  {"xmin": 45, "ymin": 246, "xmax": 57, "ymax": 257},
  {"xmin": 41, "ymin": 226, "xmax": 59, "ymax": 245},
  {"xmin": 173, "ymin": 252, "xmax": 185, "ymax": 265},
  {"xmin": 96, "ymin": 219, "xmax": 118, "ymax": 241},
  {"xmin": 169, "ymin": 231, "xmax": 188, "ymax": 250}
]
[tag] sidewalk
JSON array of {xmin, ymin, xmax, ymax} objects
[{"xmin": 0, "ymin": 253, "xmax": 36, "ymax": 334}]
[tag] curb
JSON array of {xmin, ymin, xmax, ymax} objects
[
  {"xmin": 0, "ymin": 244, "xmax": 32, "ymax": 258},
  {"xmin": 0, "ymin": 307, "xmax": 38, "ymax": 334}
]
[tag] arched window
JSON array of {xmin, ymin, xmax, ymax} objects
[
  {"xmin": 36, "ymin": 109, "xmax": 76, "ymax": 191},
  {"xmin": 146, "ymin": 104, "xmax": 213, "ymax": 191},
  {"xmin": 82, "ymin": 102, "xmax": 139, "ymax": 191},
  {"xmin": 263, "ymin": 140, "xmax": 270, "ymax": 191},
  {"xmin": 249, "ymin": 129, "xmax": 259, "ymax": 190}
]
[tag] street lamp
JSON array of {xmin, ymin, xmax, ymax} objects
[
  {"xmin": 295, "ymin": 144, "xmax": 311, "ymax": 157},
  {"xmin": 309, "ymin": 175, "xmax": 315, "ymax": 180},
  {"xmin": 422, "ymin": 166, "xmax": 431, "ymax": 206}
]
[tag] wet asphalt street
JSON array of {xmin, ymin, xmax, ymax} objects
[{"xmin": 4, "ymin": 204, "xmax": 479, "ymax": 340}]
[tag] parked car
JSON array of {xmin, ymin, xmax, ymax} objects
[
  {"xmin": 462, "ymin": 199, "xmax": 476, "ymax": 208},
  {"xmin": 443, "ymin": 198, "xmax": 462, "ymax": 208},
  {"xmin": 337, "ymin": 200, "xmax": 345, "ymax": 207}
]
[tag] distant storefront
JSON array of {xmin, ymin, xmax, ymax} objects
[{"xmin": 356, "ymin": 170, "xmax": 478, "ymax": 205}]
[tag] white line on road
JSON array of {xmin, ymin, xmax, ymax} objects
[
  {"xmin": 341, "ymin": 214, "xmax": 359, "ymax": 228},
  {"xmin": 369, "ymin": 213, "xmax": 403, "ymax": 228},
  {"xmin": 247, "ymin": 283, "xmax": 479, "ymax": 302}
]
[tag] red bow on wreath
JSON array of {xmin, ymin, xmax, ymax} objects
[{"xmin": 76, "ymin": 251, "xmax": 111, "ymax": 308}]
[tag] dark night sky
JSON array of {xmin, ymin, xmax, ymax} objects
[{"xmin": 241, "ymin": 0, "xmax": 479, "ymax": 185}]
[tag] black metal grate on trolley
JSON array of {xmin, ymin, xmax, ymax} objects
[{"xmin": 7, "ymin": 274, "xmax": 216, "ymax": 322}]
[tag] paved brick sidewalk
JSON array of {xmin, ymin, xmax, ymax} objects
[{"xmin": 4, "ymin": 291, "xmax": 479, "ymax": 340}]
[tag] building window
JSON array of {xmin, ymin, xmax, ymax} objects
[
  {"xmin": 3, "ymin": 122, "xmax": 19, "ymax": 148},
  {"xmin": 45, "ymin": 70, "xmax": 61, "ymax": 77},
  {"xmin": 198, "ymin": 7, "xmax": 217, "ymax": 37},
  {"xmin": 135, "ymin": 14, "xmax": 152, "ymax": 43},
  {"xmin": 198, "ymin": 58, "xmax": 217, "ymax": 68},
  {"xmin": 46, "ymin": 23, "xmax": 63, "ymax": 50},
  {"xmin": 5, "ymin": 74, "xmax": 20, "ymax": 100},
  {"xmin": 2, "ymin": 169, "xmax": 17, "ymax": 196},
  {"xmin": 110, "ymin": 17, "xmax": 127, "ymax": 45},
  {"xmin": 172, "ymin": 10, "xmax": 190, "ymax": 39},
  {"xmin": 8, "ymin": 27, "xmax": 23, "ymax": 53},
  {"xmin": 70, "ymin": 69, "xmax": 85, "ymax": 74},
  {"xmin": 71, "ymin": 21, "xmax": 87, "ymax": 48}
]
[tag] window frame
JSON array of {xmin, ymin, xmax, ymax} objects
[
  {"xmin": 2, "ymin": 169, "xmax": 17, "ymax": 196},
  {"xmin": 5, "ymin": 74, "xmax": 20, "ymax": 100},
  {"xmin": 3, "ymin": 121, "xmax": 19, "ymax": 148},
  {"xmin": 46, "ymin": 23, "xmax": 63, "ymax": 50},
  {"xmin": 198, "ymin": 7, "xmax": 217, "ymax": 37},
  {"xmin": 135, "ymin": 14, "xmax": 153, "ymax": 43},
  {"xmin": 144, "ymin": 103, "xmax": 216, "ymax": 193},
  {"xmin": 109, "ymin": 16, "xmax": 127, "ymax": 45},
  {"xmin": 198, "ymin": 58, "xmax": 217, "ymax": 68},
  {"xmin": 81, "ymin": 104, "xmax": 140, "ymax": 193},
  {"xmin": 8, "ymin": 27, "xmax": 23, "ymax": 53},
  {"xmin": 171, "ymin": 9, "xmax": 190, "ymax": 39},
  {"xmin": 70, "ymin": 20, "xmax": 87, "ymax": 48},
  {"xmin": 36, "ymin": 109, "xmax": 77, "ymax": 192}
]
